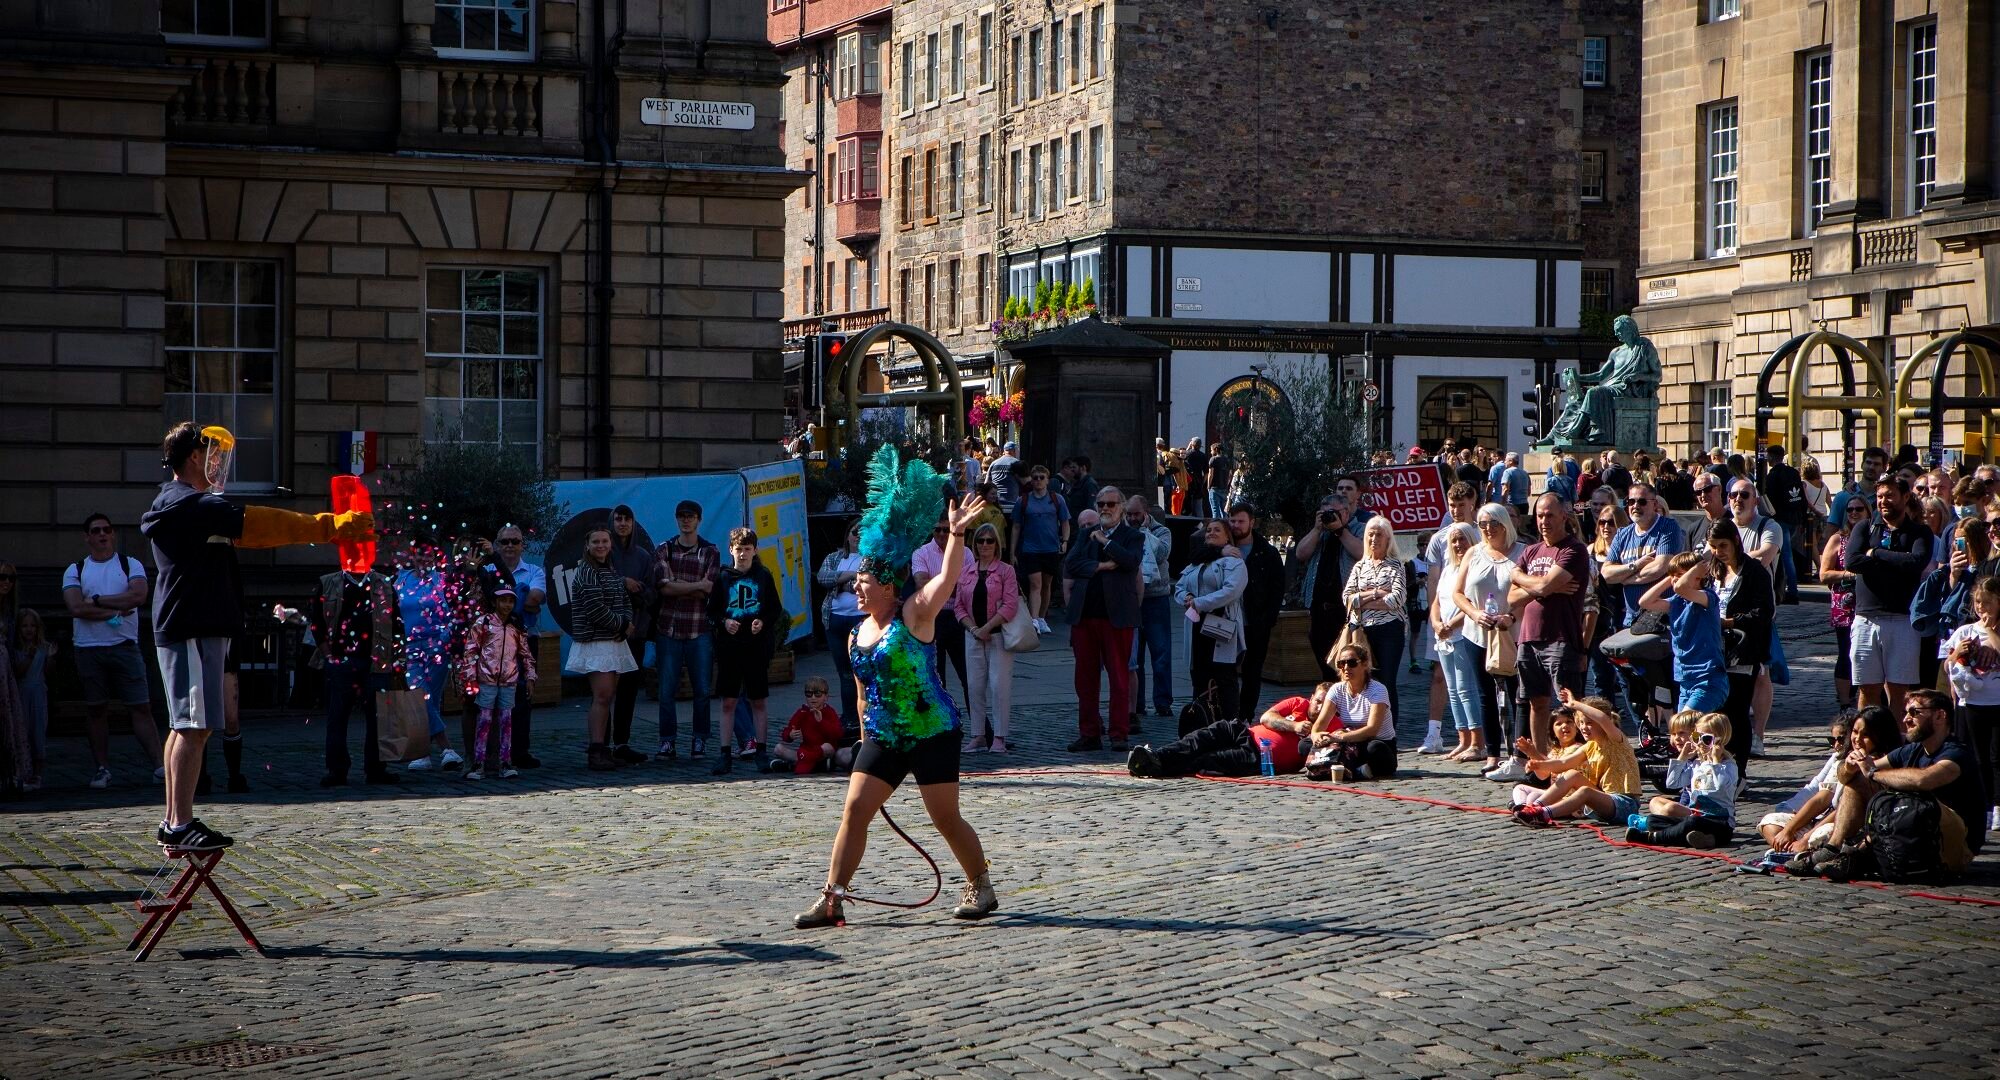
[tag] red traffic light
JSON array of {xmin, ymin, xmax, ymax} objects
[{"xmin": 827, "ymin": 338, "xmax": 843, "ymax": 357}]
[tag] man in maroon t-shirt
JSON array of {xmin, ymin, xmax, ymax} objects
[
  {"xmin": 1509, "ymin": 492, "xmax": 1590, "ymax": 758},
  {"xmin": 1127, "ymin": 683, "xmax": 1330, "ymax": 778}
]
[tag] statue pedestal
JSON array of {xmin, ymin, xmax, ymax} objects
[
  {"xmin": 1005, "ymin": 318, "xmax": 1169, "ymax": 498},
  {"xmin": 1533, "ymin": 397, "xmax": 1659, "ymax": 456}
]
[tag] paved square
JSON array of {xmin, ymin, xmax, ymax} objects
[{"xmin": 4, "ymin": 606, "xmax": 1998, "ymax": 1078}]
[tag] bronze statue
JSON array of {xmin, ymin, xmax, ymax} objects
[{"xmin": 1544, "ymin": 315, "xmax": 1661, "ymax": 449}]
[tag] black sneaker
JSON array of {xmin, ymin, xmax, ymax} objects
[
  {"xmin": 158, "ymin": 818, "xmax": 234, "ymax": 850},
  {"xmin": 691, "ymin": 736, "xmax": 707, "ymax": 757},
  {"xmin": 1154, "ymin": 705, "xmax": 1172, "ymax": 718},
  {"xmin": 514, "ymin": 752, "xmax": 542, "ymax": 769},
  {"xmin": 1067, "ymin": 736, "xmax": 1104, "ymax": 753},
  {"xmin": 1109, "ymin": 738, "xmax": 1131, "ymax": 753},
  {"xmin": 1126, "ymin": 745, "xmax": 1160, "ymax": 778},
  {"xmin": 711, "ymin": 749, "xmax": 734, "ymax": 776},
  {"xmin": 611, "ymin": 744, "xmax": 648, "ymax": 765}
]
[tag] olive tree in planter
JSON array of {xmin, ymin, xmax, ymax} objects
[
  {"xmin": 1213, "ymin": 356, "xmax": 1371, "ymax": 681},
  {"xmin": 380, "ymin": 438, "xmax": 565, "ymax": 547}
]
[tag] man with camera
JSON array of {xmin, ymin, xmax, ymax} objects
[{"xmin": 1297, "ymin": 490, "xmax": 1369, "ymax": 681}]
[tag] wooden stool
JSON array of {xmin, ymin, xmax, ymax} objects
[{"xmin": 129, "ymin": 846, "xmax": 266, "ymax": 962}]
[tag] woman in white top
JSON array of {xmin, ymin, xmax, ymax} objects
[
  {"xmin": 1175, "ymin": 519, "xmax": 1248, "ymax": 717},
  {"xmin": 1308, "ymin": 641, "xmax": 1397, "ymax": 781},
  {"xmin": 1343, "ymin": 515, "xmax": 1409, "ymax": 730},
  {"xmin": 1452, "ymin": 503, "xmax": 1523, "ymax": 774},
  {"xmin": 1429, "ymin": 522, "xmax": 1484, "ymax": 761},
  {"xmin": 815, "ymin": 521, "xmax": 866, "ymax": 733},
  {"xmin": 1944, "ymin": 575, "xmax": 2000, "ymax": 829}
]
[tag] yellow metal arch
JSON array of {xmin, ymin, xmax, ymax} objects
[
  {"xmin": 1893, "ymin": 331, "xmax": 2000, "ymax": 462},
  {"xmin": 1755, "ymin": 329, "xmax": 1890, "ymax": 468}
]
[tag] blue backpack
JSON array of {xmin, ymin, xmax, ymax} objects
[{"xmin": 1910, "ymin": 564, "xmax": 1970, "ymax": 637}]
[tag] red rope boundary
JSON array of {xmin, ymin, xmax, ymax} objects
[{"xmin": 966, "ymin": 765, "xmax": 2000, "ymax": 909}]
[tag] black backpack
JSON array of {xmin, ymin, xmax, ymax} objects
[{"xmin": 1864, "ymin": 790, "xmax": 1943, "ymax": 883}]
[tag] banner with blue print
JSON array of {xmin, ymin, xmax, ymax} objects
[{"xmin": 740, "ymin": 459, "xmax": 812, "ymax": 644}]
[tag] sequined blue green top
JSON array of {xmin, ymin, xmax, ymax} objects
[{"xmin": 850, "ymin": 617, "xmax": 961, "ymax": 749}]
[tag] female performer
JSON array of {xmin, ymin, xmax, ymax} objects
[{"xmin": 796, "ymin": 448, "xmax": 998, "ymax": 929}]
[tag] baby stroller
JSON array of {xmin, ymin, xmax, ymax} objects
[{"xmin": 1599, "ymin": 616, "xmax": 1677, "ymax": 794}]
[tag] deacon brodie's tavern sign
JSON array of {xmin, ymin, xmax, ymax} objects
[{"xmin": 640, "ymin": 98, "xmax": 756, "ymax": 130}]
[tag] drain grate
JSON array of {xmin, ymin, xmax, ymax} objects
[{"xmin": 142, "ymin": 1039, "xmax": 333, "ymax": 1068}]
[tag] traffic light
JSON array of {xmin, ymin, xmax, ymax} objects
[
  {"xmin": 803, "ymin": 330, "xmax": 851, "ymax": 410},
  {"xmin": 1522, "ymin": 388, "xmax": 1543, "ymax": 440}
]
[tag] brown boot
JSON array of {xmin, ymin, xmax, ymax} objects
[{"xmin": 794, "ymin": 886, "xmax": 845, "ymax": 929}]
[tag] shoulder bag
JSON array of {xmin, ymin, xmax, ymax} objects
[{"xmin": 1000, "ymin": 584, "xmax": 1039, "ymax": 653}]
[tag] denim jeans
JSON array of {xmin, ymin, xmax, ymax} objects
[
  {"xmin": 1437, "ymin": 638, "xmax": 1484, "ymax": 732},
  {"xmin": 1129, "ymin": 593, "xmax": 1174, "ymax": 714},
  {"xmin": 655, "ymin": 633, "xmax": 713, "ymax": 745},
  {"xmin": 1588, "ymin": 643, "xmax": 1639, "ymax": 734},
  {"xmin": 408, "ymin": 655, "xmax": 449, "ymax": 738},
  {"xmin": 826, "ymin": 611, "xmax": 865, "ymax": 735},
  {"xmin": 323, "ymin": 659, "xmax": 389, "ymax": 779},
  {"xmin": 1207, "ymin": 489, "xmax": 1228, "ymax": 518}
]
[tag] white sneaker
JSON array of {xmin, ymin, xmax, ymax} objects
[
  {"xmin": 406, "ymin": 755, "xmax": 435, "ymax": 771},
  {"xmin": 1484, "ymin": 759, "xmax": 1529, "ymax": 782},
  {"xmin": 464, "ymin": 769, "xmax": 485, "ymax": 781},
  {"xmin": 1989, "ymin": 807, "xmax": 1999, "ymax": 833},
  {"xmin": 1750, "ymin": 734, "xmax": 1766, "ymax": 757},
  {"xmin": 90, "ymin": 766, "xmax": 112, "ymax": 789},
  {"xmin": 1034, "ymin": 618, "xmax": 1051, "ymax": 634},
  {"xmin": 500, "ymin": 766, "xmax": 519, "ymax": 779},
  {"xmin": 440, "ymin": 749, "xmax": 465, "ymax": 770},
  {"xmin": 153, "ymin": 766, "xmax": 166, "ymax": 782},
  {"xmin": 1416, "ymin": 725, "xmax": 1445, "ymax": 754}
]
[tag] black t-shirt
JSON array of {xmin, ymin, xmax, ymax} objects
[
  {"xmin": 1763, "ymin": 463, "xmax": 1807, "ymax": 525},
  {"xmin": 1886, "ymin": 738, "xmax": 1987, "ymax": 853},
  {"xmin": 1184, "ymin": 449, "xmax": 1209, "ymax": 489},
  {"xmin": 140, "ymin": 479, "xmax": 247, "ymax": 644},
  {"xmin": 1456, "ymin": 462, "xmax": 1486, "ymax": 490},
  {"xmin": 1601, "ymin": 464, "xmax": 1632, "ymax": 494},
  {"xmin": 1658, "ymin": 472, "xmax": 1695, "ymax": 511},
  {"xmin": 1208, "ymin": 454, "xmax": 1233, "ymax": 489}
]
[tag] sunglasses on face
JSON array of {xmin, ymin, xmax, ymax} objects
[
  {"xmin": 1335, "ymin": 658, "xmax": 1363, "ymax": 668},
  {"xmin": 1729, "ymin": 491, "xmax": 1755, "ymax": 500},
  {"xmin": 498, "ymin": 538, "xmax": 523, "ymax": 545},
  {"xmin": 87, "ymin": 526, "xmax": 114, "ymax": 535},
  {"xmin": 1847, "ymin": 505, "xmax": 1870, "ymax": 514},
  {"xmin": 975, "ymin": 537, "xmax": 997, "ymax": 544},
  {"xmin": 1096, "ymin": 501, "xmax": 1119, "ymax": 509},
  {"xmin": 0, "ymin": 573, "xmax": 15, "ymax": 581},
  {"xmin": 1628, "ymin": 497, "xmax": 1652, "ymax": 506}
]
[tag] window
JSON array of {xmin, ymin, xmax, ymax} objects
[
  {"xmin": 899, "ymin": 153, "xmax": 913, "ymax": 222},
  {"xmin": 1709, "ymin": 0, "xmax": 1739, "ymax": 21},
  {"xmin": 1040, "ymin": 255, "xmax": 1067, "ymax": 287},
  {"xmin": 867, "ymin": 258, "xmax": 879, "ymax": 308},
  {"xmin": 424, "ymin": 268, "xmax": 543, "ymax": 460},
  {"xmin": 1068, "ymin": 131, "xmax": 1082, "ymax": 200},
  {"xmin": 1804, "ymin": 50, "xmax": 1832, "ymax": 234},
  {"xmin": 1048, "ymin": 138, "xmax": 1063, "ymax": 212},
  {"xmin": 862, "ymin": 32, "xmax": 881, "ymax": 95},
  {"xmin": 1028, "ymin": 143, "xmax": 1043, "ymax": 217},
  {"xmin": 976, "ymin": 254, "xmax": 990, "ymax": 323},
  {"xmin": 977, "ymin": 133, "xmax": 992, "ymax": 206},
  {"xmin": 1582, "ymin": 36, "xmax": 1606, "ymax": 87},
  {"xmin": 860, "ymin": 138, "xmax": 879, "ymax": 197},
  {"xmin": 948, "ymin": 24, "xmax": 964, "ymax": 96},
  {"xmin": 844, "ymin": 257, "xmax": 859, "ymax": 311},
  {"xmin": 979, "ymin": 13, "xmax": 995, "ymax": 87},
  {"xmin": 1581, "ymin": 267, "xmax": 1613, "ymax": 313},
  {"xmin": 1909, "ymin": 21, "xmax": 1936, "ymax": 213},
  {"xmin": 835, "ymin": 144, "xmax": 852, "ymax": 200},
  {"xmin": 946, "ymin": 258, "xmax": 961, "ymax": 327},
  {"xmin": 1051, "ymin": 19, "xmax": 1066, "ymax": 93},
  {"xmin": 1070, "ymin": 17, "xmax": 1084, "ymax": 85},
  {"xmin": 923, "ymin": 147, "xmax": 938, "ymax": 218},
  {"xmin": 165, "ymin": 258, "xmax": 279, "ymax": 486},
  {"xmin": 802, "ymin": 262, "xmax": 815, "ymax": 312},
  {"xmin": 1028, "ymin": 29, "xmax": 1043, "ymax": 99},
  {"xmin": 1704, "ymin": 384, "xmax": 1733, "ymax": 452},
  {"xmin": 824, "ymin": 151, "xmax": 836, "ymax": 201},
  {"xmin": 162, "ymin": 0, "xmax": 270, "ymax": 44},
  {"xmin": 835, "ymin": 31, "xmax": 882, "ymax": 99},
  {"xmin": 1009, "ymin": 148, "xmax": 1023, "ymax": 215},
  {"xmin": 1089, "ymin": 124, "xmax": 1106, "ymax": 201},
  {"xmin": 898, "ymin": 267, "xmax": 911, "ymax": 319},
  {"xmin": 924, "ymin": 32, "xmax": 939, "ymax": 104},
  {"xmin": 900, "ymin": 39, "xmax": 915, "ymax": 112},
  {"xmin": 1580, "ymin": 150, "xmax": 1605, "ymax": 202},
  {"xmin": 1010, "ymin": 36, "xmax": 1023, "ymax": 106},
  {"xmin": 1069, "ymin": 248, "xmax": 1100, "ymax": 294},
  {"xmin": 1090, "ymin": 6, "xmax": 1106, "ymax": 76},
  {"xmin": 922, "ymin": 263, "xmax": 935, "ymax": 328},
  {"xmin": 948, "ymin": 141, "xmax": 963, "ymax": 212},
  {"xmin": 1009, "ymin": 259, "xmax": 1037, "ymax": 301},
  {"xmin": 433, "ymin": 0, "xmax": 533, "ymax": 58},
  {"xmin": 1704, "ymin": 101, "xmax": 1739, "ymax": 257}
]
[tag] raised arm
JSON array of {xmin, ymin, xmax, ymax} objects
[{"xmin": 907, "ymin": 496, "xmax": 986, "ymax": 627}]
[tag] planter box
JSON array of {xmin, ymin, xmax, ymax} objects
[{"xmin": 1262, "ymin": 609, "xmax": 1322, "ymax": 684}]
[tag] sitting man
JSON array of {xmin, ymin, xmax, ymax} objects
[
  {"xmin": 1512, "ymin": 691, "xmax": 1643, "ymax": 827},
  {"xmin": 1796, "ymin": 689, "xmax": 1986, "ymax": 878},
  {"xmin": 1758, "ymin": 708, "xmax": 1861, "ymax": 857},
  {"xmin": 1127, "ymin": 681, "xmax": 1330, "ymax": 779}
]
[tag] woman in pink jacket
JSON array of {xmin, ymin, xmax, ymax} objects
[
  {"xmin": 953, "ymin": 523, "xmax": 1020, "ymax": 753},
  {"xmin": 458, "ymin": 587, "xmax": 537, "ymax": 779}
]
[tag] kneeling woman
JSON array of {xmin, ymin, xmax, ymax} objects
[
  {"xmin": 1310, "ymin": 643, "xmax": 1399, "ymax": 781},
  {"xmin": 797, "ymin": 450, "xmax": 997, "ymax": 929}
]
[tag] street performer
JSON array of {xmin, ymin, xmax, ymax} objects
[
  {"xmin": 140, "ymin": 423, "xmax": 374, "ymax": 850},
  {"xmin": 795, "ymin": 447, "xmax": 998, "ymax": 929}
]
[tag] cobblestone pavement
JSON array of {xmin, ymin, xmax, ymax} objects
[{"xmin": 4, "ymin": 602, "xmax": 1999, "ymax": 1078}]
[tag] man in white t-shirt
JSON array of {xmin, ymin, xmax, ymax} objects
[{"xmin": 62, "ymin": 513, "xmax": 166, "ymax": 789}]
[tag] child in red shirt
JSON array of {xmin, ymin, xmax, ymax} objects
[{"xmin": 769, "ymin": 677, "xmax": 852, "ymax": 774}]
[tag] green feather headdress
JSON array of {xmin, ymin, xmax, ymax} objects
[{"xmin": 856, "ymin": 444, "xmax": 948, "ymax": 581}]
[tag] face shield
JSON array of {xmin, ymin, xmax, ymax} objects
[{"xmin": 199, "ymin": 426, "xmax": 236, "ymax": 493}]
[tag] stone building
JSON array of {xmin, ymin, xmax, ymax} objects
[
  {"xmin": 1634, "ymin": 0, "xmax": 1999, "ymax": 468},
  {"xmin": 0, "ymin": 1, "xmax": 801, "ymax": 592},
  {"xmin": 771, "ymin": 0, "xmax": 1640, "ymax": 458}
]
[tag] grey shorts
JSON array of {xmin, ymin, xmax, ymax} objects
[
  {"xmin": 1518, "ymin": 639, "xmax": 1587, "ymax": 700},
  {"xmin": 157, "ymin": 637, "xmax": 231, "ymax": 731},
  {"xmin": 74, "ymin": 641, "xmax": 151, "ymax": 707},
  {"xmin": 1850, "ymin": 613, "xmax": 1919, "ymax": 686}
]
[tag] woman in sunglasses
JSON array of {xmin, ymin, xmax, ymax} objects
[
  {"xmin": 952, "ymin": 523, "xmax": 1018, "ymax": 754},
  {"xmin": 1308, "ymin": 643, "xmax": 1397, "ymax": 782}
]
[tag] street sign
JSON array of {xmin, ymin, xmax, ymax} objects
[
  {"xmin": 1351, "ymin": 464, "xmax": 1450, "ymax": 532},
  {"xmin": 1360, "ymin": 380, "xmax": 1380, "ymax": 403},
  {"xmin": 641, "ymin": 98, "xmax": 755, "ymax": 130}
]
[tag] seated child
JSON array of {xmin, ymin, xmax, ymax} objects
[
  {"xmin": 1757, "ymin": 708, "xmax": 1856, "ymax": 856},
  {"xmin": 1642, "ymin": 711, "xmax": 1739, "ymax": 848},
  {"xmin": 1512, "ymin": 690, "xmax": 1643, "ymax": 827},
  {"xmin": 1508, "ymin": 702, "xmax": 1590, "ymax": 809},
  {"xmin": 770, "ymin": 676, "xmax": 853, "ymax": 774}
]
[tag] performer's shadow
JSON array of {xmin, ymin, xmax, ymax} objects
[{"xmin": 264, "ymin": 939, "xmax": 840, "ymax": 968}]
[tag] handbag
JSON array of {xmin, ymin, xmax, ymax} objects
[
  {"xmin": 1327, "ymin": 604, "xmax": 1367, "ymax": 665},
  {"xmin": 1484, "ymin": 620, "xmax": 1519, "ymax": 677},
  {"xmin": 374, "ymin": 686, "xmax": 433, "ymax": 763},
  {"xmin": 1199, "ymin": 610, "xmax": 1238, "ymax": 643},
  {"xmin": 999, "ymin": 593, "xmax": 1040, "ymax": 653}
]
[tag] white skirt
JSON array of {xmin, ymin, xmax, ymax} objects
[{"xmin": 566, "ymin": 639, "xmax": 638, "ymax": 675}]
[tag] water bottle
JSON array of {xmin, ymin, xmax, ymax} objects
[{"xmin": 1258, "ymin": 738, "xmax": 1275, "ymax": 777}]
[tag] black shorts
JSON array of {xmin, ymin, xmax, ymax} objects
[
  {"xmin": 853, "ymin": 729, "xmax": 961, "ymax": 790},
  {"xmin": 715, "ymin": 636, "xmax": 773, "ymax": 699},
  {"xmin": 1017, "ymin": 551, "xmax": 1062, "ymax": 578}
]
